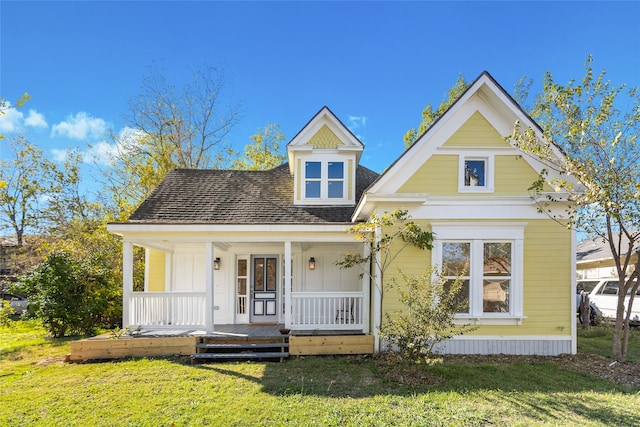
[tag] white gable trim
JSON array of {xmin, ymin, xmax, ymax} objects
[
  {"xmin": 355, "ymin": 73, "xmax": 571, "ymax": 218},
  {"xmin": 287, "ymin": 107, "xmax": 363, "ymax": 171}
]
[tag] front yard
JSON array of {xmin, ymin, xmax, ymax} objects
[{"xmin": 1, "ymin": 321, "xmax": 638, "ymax": 426}]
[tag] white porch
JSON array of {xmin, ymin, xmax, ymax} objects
[{"xmin": 120, "ymin": 235, "xmax": 371, "ymax": 334}]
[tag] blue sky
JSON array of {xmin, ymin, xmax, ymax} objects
[{"xmin": 1, "ymin": 1, "xmax": 639, "ymax": 194}]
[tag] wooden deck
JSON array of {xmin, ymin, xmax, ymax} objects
[{"xmin": 69, "ymin": 324, "xmax": 374, "ymax": 361}]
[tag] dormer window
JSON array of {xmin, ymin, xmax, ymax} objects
[
  {"xmin": 459, "ymin": 154, "xmax": 494, "ymax": 193},
  {"xmin": 305, "ymin": 160, "xmax": 345, "ymax": 199}
]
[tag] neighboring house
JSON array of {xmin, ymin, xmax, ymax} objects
[
  {"xmin": 576, "ymin": 235, "xmax": 638, "ymax": 280},
  {"xmin": 108, "ymin": 72, "xmax": 577, "ymax": 356}
]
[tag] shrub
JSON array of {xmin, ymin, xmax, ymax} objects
[
  {"xmin": 380, "ymin": 266, "xmax": 476, "ymax": 362},
  {"xmin": 13, "ymin": 250, "xmax": 121, "ymax": 337},
  {"xmin": 0, "ymin": 300, "xmax": 15, "ymax": 326}
]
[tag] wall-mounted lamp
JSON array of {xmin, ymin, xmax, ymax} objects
[
  {"xmin": 214, "ymin": 257, "xmax": 221, "ymax": 270},
  {"xmin": 308, "ymin": 257, "xmax": 316, "ymax": 270}
]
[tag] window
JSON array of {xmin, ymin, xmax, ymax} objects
[
  {"xmin": 433, "ymin": 223, "xmax": 525, "ymax": 324},
  {"xmin": 459, "ymin": 155, "xmax": 493, "ymax": 192},
  {"xmin": 464, "ymin": 159, "xmax": 485, "ymax": 187},
  {"xmin": 305, "ymin": 162, "xmax": 322, "ymax": 198},
  {"xmin": 304, "ymin": 160, "xmax": 345, "ymax": 200}
]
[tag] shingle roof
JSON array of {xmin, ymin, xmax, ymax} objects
[{"xmin": 128, "ymin": 163, "xmax": 379, "ymax": 224}]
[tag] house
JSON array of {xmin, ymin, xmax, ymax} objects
[
  {"xmin": 576, "ymin": 234, "xmax": 638, "ymax": 280},
  {"xmin": 107, "ymin": 71, "xmax": 577, "ymax": 356}
]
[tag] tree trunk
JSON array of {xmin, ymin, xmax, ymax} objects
[{"xmin": 579, "ymin": 293, "xmax": 591, "ymax": 330}]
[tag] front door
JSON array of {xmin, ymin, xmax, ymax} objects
[{"xmin": 250, "ymin": 256, "xmax": 278, "ymax": 323}]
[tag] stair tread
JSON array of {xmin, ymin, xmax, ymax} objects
[
  {"xmin": 197, "ymin": 342, "xmax": 289, "ymax": 349},
  {"xmin": 191, "ymin": 352, "xmax": 289, "ymax": 359}
]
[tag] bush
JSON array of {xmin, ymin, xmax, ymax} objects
[
  {"xmin": 380, "ymin": 266, "xmax": 476, "ymax": 362},
  {"xmin": 13, "ymin": 250, "xmax": 121, "ymax": 337},
  {"xmin": 0, "ymin": 300, "xmax": 15, "ymax": 326}
]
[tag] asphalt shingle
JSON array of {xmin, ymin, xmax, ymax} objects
[{"xmin": 128, "ymin": 163, "xmax": 379, "ymax": 224}]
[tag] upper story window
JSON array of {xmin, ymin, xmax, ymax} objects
[
  {"xmin": 304, "ymin": 161, "xmax": 345, "ymax": 200},
  {"xmin": 459, "ymin": 155, "xmax": 494, "ymax": 193}
]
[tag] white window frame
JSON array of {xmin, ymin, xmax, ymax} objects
[
  {"xmin": 302, "ymin": 159, "xmax": 347, "ymax": 202},
  {"xmin": 432, "ymin": 222, "xmax": 526, "ymax": 325},
  {"xmin": 458, "ymin": 154, "xmax": 494, "ymax": 193}
]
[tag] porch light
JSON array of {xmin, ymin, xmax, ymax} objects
[
  {"xmin": 308, "ymin": 257, "xmax": 316, "ymax": 270},
  {"xmin": 214, "ymin": 257, "xmax": 221, "ymax": 270}
]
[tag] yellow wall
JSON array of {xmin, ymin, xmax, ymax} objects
[
  {"xmin": 442, "ymin": 111, "xmax": 507, "ymax": 148},
  {"xmin": 146, "ymin": 249, "xmax": 166, "ymax": 292},
  {"xmin": 398, "ymin": 112, "xmax": 552, "ymax": 196},
  {"xmin": 381, "ymin": 220, "xmax": 573, "ymax": 336}
]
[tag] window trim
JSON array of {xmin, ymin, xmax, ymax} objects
[
  {"xmin": 432, "ymin": 222, "xmax": 526, "ymax": 325},
  {"xmin": 458, "ymin": 154, "xmax": 494, "ymax": 193},
  {"xmin": 303, "ymin": 160, "xmax": 347, "ymax": 201}
]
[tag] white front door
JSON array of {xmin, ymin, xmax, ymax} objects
[{"xmin": 250, "ymin": 256, "xmax": 278, "ymax": 323}]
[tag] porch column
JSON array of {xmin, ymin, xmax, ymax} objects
[
  {"xmin": 284, "ymin": 240, "xmax": 292, "ymax": 329},
  {"xmin": 122, "ymin": 241, "xmax": 134, "ymax": 329},
  {"xmin": 205, "ymin": 242, "xmax": 215, "ymax": 333},
  {"xmin": 361, "ymin": 242, "xmax": 371, "ymax": 334},
  {"xmin": 373, "ymin": 226, "xmax": 382, "ymax": 352}
]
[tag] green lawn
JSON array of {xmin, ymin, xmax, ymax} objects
[{"xmin": 1, "ymin": 321, "xmax": 638, "ymax": 426}]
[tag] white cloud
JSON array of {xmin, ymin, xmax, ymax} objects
[
  {"xmin": 51, "ymin": 112, "xmax": 108, "ymax": 140},
  {"xmin": 51, "ymin": 148, "xmax": 70, "ymax": 162},
  {"xmin": 0, "ymin": 103, "xmax": 48, "ymax": 133},
  {"xmin": 24, "ymin": 110, "xmax": 48, "ymax": 128},
  {"xmin": 0, "ymin": 106, "xmax": 22, "ymax": 133},
  {"xmin": 84, "ymin": 141, "xmax": 119, "ymax": 165},
  {"xmin": 82, "ymin": 127, "xmax": 146, "ymax": 165},
  {"xmin": 348, "ymin": 115, "xmax": 368, "ymax": 131}
]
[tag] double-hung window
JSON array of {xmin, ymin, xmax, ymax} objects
[
  {"xmin": 433, "ymin": 223, "xmax": 525, "ymax": 325},
  {"xmin": 304, "ymin": 160, "xmax": 345, "ymax": 200}
]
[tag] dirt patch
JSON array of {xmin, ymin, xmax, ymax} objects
[{"xmin": 35, "ymin": 355, "xmax": 68, "ymax": 366}]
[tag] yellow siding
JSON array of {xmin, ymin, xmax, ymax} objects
[
  {"xmin": 296, "ymin": 158, "xmax": 302, "ymax": 201},
  {"xmin": 306, "ymin": 124, "xmax": 344, "ymax": 148},
  {"xmin": 382, "ymin": 220, "xmax": 573, "ymax": 337},
  {"xmin": 348, "ymin": 159, "xmax": 353, "ymax": 200},
  {"xmin": 495, "ymin": 155, "xmax": 553, "ymax": 195},
  {"xmin": 147, "ymin": 249, "xmax": 166, "ymax": 292},
  {"xmin": 443, "ymin": 111, "xmax": 510, "ymax": 148},
  {"xmin": 398, "ymin": 155, "xmax": 458, "ymax": 195}
]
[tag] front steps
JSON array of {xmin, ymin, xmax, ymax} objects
[{"xmin": 190, "ymin": 335, "xmax": 289, "ymax": 363}]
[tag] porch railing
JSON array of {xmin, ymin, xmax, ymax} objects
[
  {"xmin": 290, "ymin": 291, "xmax": 364, "ymax": 330},
  {"xmin": 128, "ymin": 292, "xmax": 206, "ymax": 328}
]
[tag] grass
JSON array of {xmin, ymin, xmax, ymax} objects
[
  {"xmin": 1, "ymin": 321, "xmax": 639, "ymax": 426},
  {"xmin": 577, "ymin": 324, "xmax": 640, "ymax": 363}
]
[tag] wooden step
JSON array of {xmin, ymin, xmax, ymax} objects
[
  {"xmin": 196, "ymin": 342, "xmax": 289, "ymax": 350},
  {"xmin": 190, "ymin": 352, "xmax": 289, "ymax": 361}
]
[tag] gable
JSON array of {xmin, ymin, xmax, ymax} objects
[
  {"xmin": 306, "ymin": 125, "xmax": 345, "ymax": 149},
  {"xmin": 353, "ymin": 72, "xmax": 571, "ymax": 221},
  {"xmin": 398, "ymin": 112, "xmax": 547, "ymax": 196},
  {"xmin": 442, "ymin": 111, "xmax": 510, "ymax": 148},
  {"xmin": 287, "ymin": 107, "xmax": 364, "ymax": 206}
]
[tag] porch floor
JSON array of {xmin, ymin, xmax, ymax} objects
[{"xmin": 111, "ymin": 324, "xmax": 365, "ymax": 339}]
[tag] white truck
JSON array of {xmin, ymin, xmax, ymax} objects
[{"xmin": 577, "ymin": 278, "xmax": 640, "ymax": 325}]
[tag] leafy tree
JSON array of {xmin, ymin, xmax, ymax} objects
[
  {"xmin": 232, "ymin": 123, "xmax": 286, "ymax": 170},
  {"xmin": 0, "ymin": 136, "xmax": 56, "ymax": 246},
  {"xmin": 337, "ymin": 209, "xmax": 434, "ymax": 340},
  {"xmin": 508, "ymin": 56, "xmax": 640, "ymax": 360},
  {"xmin": 13, "ymin": 249, "xmax": 121, "ymax": 337},
  {"xmin": 1, "ymin": 93, "xmax": 31, "ymax": 192},
  {"xmin": 380, "ymin": 266, "xmax": 475, "ymax": 362},
  {"xmin": 403, "ymin": 74, "xmax": 470, "ymax": 148},
  {"xmin": 102, "ymin": 64, "xmax": 242, "ymax": 218}
]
